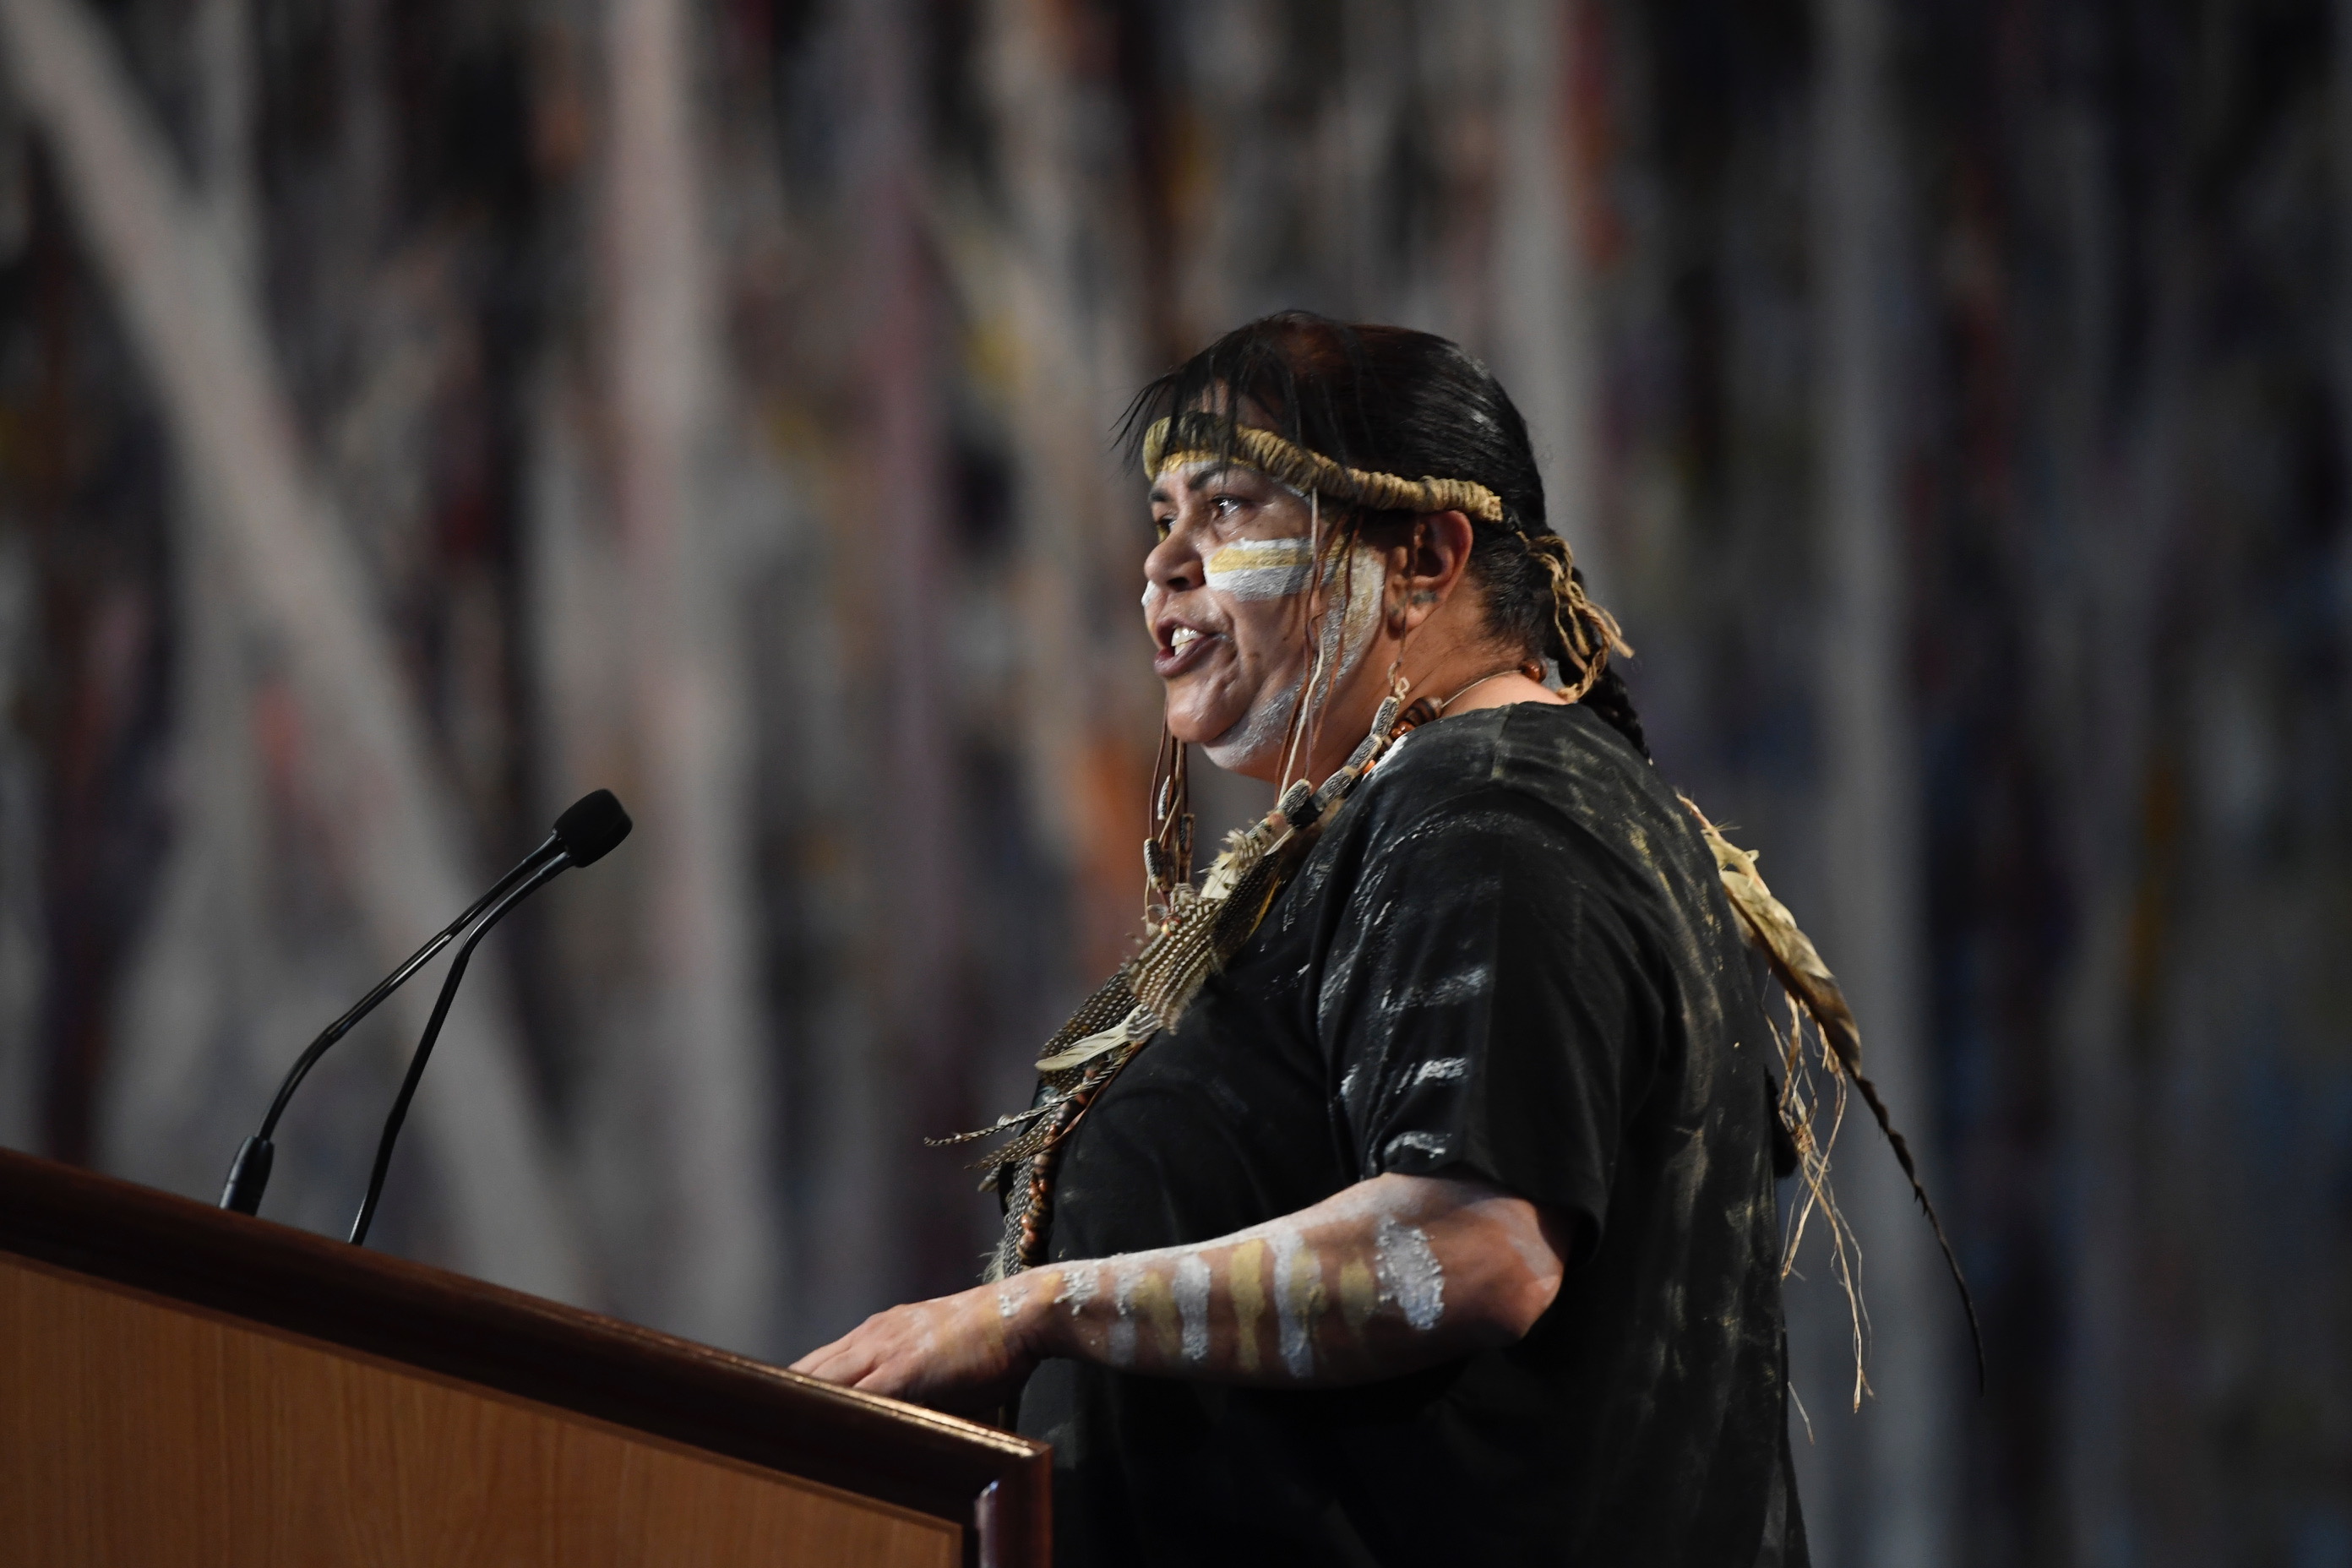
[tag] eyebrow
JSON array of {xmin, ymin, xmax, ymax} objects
[{"xmin": 1148, "ymin": 460, "xmax": 1245, "ymax": 508}]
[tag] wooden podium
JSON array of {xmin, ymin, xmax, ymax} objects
[{"xmin": 0, "ymin": 1149, "xmax": 1048, "ymax": 1566}]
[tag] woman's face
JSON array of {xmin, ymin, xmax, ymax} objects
[{"xmin": 1142, "ymin": 459, "xmax": 1381, "ymax": 776}]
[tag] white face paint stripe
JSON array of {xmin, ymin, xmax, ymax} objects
[
  {"xmin": 1201, "ymin": 667, "xmax": 1304, "ymax": 770},
  {"xmin": 1203, "ymin": 536, "xmax": 1317, "ymax": 600},
  {"xmin": 1200, "ymin": 542, "xmax": 1387, "ymax": 774}
]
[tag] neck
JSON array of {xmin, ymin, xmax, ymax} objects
[
  {"xmin": 1242, "ymin": 654, "xmax": 1562, "ymax": 792},
  {"xmin": 1396, "ymin": 628, "xmax": 1566, "ymax": 725},
  {"xmin": 1428, "ymin": 667, "xmax": 1560, "ymax": 719}
]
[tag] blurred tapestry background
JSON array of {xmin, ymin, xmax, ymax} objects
[{"xmin": 0, "ymin": 0, "xmax": 2347, "ymax": 1562}]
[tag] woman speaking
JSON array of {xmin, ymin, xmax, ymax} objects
[{"xmin": 796, "ymin": 313, "xmax": 1810, "ymax": 1567}]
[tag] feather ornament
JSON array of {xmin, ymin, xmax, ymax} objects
[
  {"xmin": 1680, "ymin": 794, "xmax": 1984, "ymax": 1392},
  {"xmin": 950, "ymin": 721, "xmax": 1404, "ymax": 1278}
]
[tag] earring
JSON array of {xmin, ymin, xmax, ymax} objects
[{"xmin": 1144, "ymin": 727, "xmax": 1193, "ymax": 922}]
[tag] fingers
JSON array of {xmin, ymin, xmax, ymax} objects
[
  {"xmin": 797, "ymin": 1338, "xmax": 917, "ymax": 1400},
  {"xmin": 787, "ymin": 1293, "xmax": 1016, "ymax": 1410},
  {"xmin": 790, "ymin": 1336, "xmax": 880, "ymax": 1387},
  {"xmin": 785, "ymin": 1334, "xmax": 842, "ymax": 1375},
  {"xmin": 791, "ymin": 1304, "xmax": 931, "ymax": 1390},
  {"xmin": 852, "ymin": 1360, "xmax": 917, "ymax": 1398}
]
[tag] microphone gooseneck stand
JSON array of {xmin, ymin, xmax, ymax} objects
[
  {"xmin": 346, "ymin": 852, "xmax": 571, "ymax": 1245},
  {"xmin": 215, "ymin": 836, "xmax": 563, "ymax": 1217},
  {"xmin": 217, "ymin": 789, "xmax": 631, "ymax": 1238}
]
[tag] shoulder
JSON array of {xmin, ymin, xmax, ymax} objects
[
  {"xmin": 1338, "ymin": 702, "xmax": 1723, "ymax": 921},
  {"xmin": 1358, "ymin": 702, "xmax": 1669, "ymax": 841}
]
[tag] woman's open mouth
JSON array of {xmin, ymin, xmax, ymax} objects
[{"xmin": 1153, "ymin": 623, "xmax": 1222, "ymax": 678}]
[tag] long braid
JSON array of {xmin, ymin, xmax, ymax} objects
[
  {"xmin": 1516, "ymin": 533, "xmax": 1633, "ymax": 700},
  {"xmin": 1483, "ymin": 519, "xmax": 1647, "ymax": 758},
  {"xmin": 1579, "ymin": 660, "xmax": 1650, "ymax": 760},
  {"xmin": 1542, "ymin": 552, "xmax": 1647, "ymax": 760}
]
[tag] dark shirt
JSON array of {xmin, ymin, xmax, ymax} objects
[{"xmin": 1015, "ymin": 701, "xmax": 1808, "ymax": 1567}]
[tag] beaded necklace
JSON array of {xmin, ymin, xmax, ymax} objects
[{"xmin": 938, "ymin": 689, "xmax": 1407, "ymax": 1281}]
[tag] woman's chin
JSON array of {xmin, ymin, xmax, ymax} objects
[
  {"xmin": 1199, "ymin": 714, "xmax": 1293, "ymax": 777},
  {"xmin": 1164, "ymin": 706, "xmax": 1245, "ymax": 750}
]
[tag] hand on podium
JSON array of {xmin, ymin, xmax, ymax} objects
[
  {"xmin": 791, "ymin": 1173, "xmax": 1568, "ymax": 1416},
  {"xmin": 792, "ymin": 1283, "xmax": 1041, "ymax": 1417}
]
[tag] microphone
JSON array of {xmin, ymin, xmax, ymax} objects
[
  {"xmin": 218, "ymin": 790, "xmax": 633, "ymax": 1224},
  {"xmin": 345, "ymin": 788, "xmax": 629, "ymax": 1245}
]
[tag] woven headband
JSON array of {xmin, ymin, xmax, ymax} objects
[{"xmin": 1143, "ymin": 415, "xmax": 1506, "ymax": 525}]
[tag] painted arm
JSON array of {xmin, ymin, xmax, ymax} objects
[{"xmin": 788, "ymin": 1172, "xmax": 1573, "ymax": 1413}]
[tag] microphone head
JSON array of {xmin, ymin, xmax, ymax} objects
[{"xmin": 553, "ymin": 789, "xmax": 633, "ymax": 867}]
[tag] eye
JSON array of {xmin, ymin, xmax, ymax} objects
[
  {"xmin": 1152, "ymin": 514, "xmax": 1173, "ymax": 541},
  {"xmin": 1206, "ymin": 493, "xmax": 1246, "ymax": 521}
]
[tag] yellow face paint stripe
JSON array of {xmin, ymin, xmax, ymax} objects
[{"xmin": 1202, "ymin": 536, "xmax": 1317, "ymax": 601}]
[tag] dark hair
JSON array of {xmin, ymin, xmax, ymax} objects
[{"xmin": 1123, "ymin": 312, "xmax": 1647, "ymax": 758}]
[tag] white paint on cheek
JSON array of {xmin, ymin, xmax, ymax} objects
[
  {"xmin": 1374, "ymin": 1215, "xmax": 1446, "ymax": 1331},
  {"xmin": 1269, "ymin": 1226, "xmax": 1314, "ymax": 1379},
  {"xmin": 1298, "ymin": 542, "xmax": 1389, "ymax": 705},
  {"xmin": 1196, "ymin": 542, "xmax": 1382, "ymax": 774},
  {"xmin": 1202, "ymin": 667, "xmax": 1304, "ymax": 771},
  {"xmin": 1174, "ymin": 1253, "xmax": 1212, "ymax": 1363},
  {"xmin": 1056, "ymin": 1261, "xmax": 1098, "ymax": 1314},
  {"xmin": 1202, "ymin": 536, "xmax": 1316, "ymax": 600},
  {"xmin": 1108, "ymin": 1260, "xmax": 1139, "ymax": 1367},
  {"xmin": 1331, "ymin": 546, "xmax": 1386, "ymax": 677}
]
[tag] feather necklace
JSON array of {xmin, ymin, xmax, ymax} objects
[{"xmin": 937, "ymin": 691, "xmax": 1407, "ymax": 1282}]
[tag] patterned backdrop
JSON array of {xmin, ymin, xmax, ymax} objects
[{"xmin": 0, "ymin": 1, "xmax": 2346, "ymax": 1562}]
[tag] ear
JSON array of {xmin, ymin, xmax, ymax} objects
[{"xmin": 1385, "ymin": 510, "xmax": 1478, "ymax": 636}]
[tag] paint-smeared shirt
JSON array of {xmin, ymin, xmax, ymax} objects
[{"xmin": 1016, "ymin": 701, "xmax": 1808, "ymax": 1568}]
